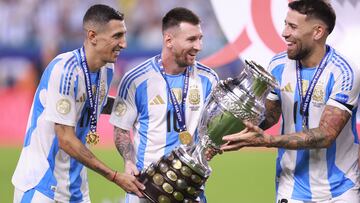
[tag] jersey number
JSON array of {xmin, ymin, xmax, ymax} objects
[{"xmin": 167, "ymin": 110, "xmax": 181, "ymax": 133}]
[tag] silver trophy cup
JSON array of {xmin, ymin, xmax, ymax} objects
[{"xmin": 137, "ymin": 60, "xmax": 278, "ymax": 203}]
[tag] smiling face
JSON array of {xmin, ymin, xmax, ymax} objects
[
  {"xmin": 167, "ymin": 22, "xmax": 203, "ymax": 67},
  {"xmin": 93, "ymin": 19, "xmax": 127, "ymax": 64},
  {"xmin": 282, "ymin": 9, "xmax": 318, "ymax": 61}
]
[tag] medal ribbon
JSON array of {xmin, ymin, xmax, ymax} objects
[
  {"xmin": 156, "ymin": 56, "xmax": 190, "ymax": 132},
  {"xmin": 296, "ymin": 46, "xmax": 330, "ymax": 128},
  {"xmin": 79, "ymin": 47, "xmax": 101, "ymax": 133}
]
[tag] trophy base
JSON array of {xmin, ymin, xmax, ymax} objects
[{"xmin": 137, "ymin": 148, "xmax": 208, "ymax": 203}]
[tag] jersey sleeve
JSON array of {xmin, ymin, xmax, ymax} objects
[
  {"xmin": 327, "ymin": 60, "xmax": 360, "ymax": 113},
  {"xmin": 109, "ymin": 73, "xmax": 138, "ymax": 130},
  {"xmin": 44, "ymin": 59, "xmax": 78, "ymax": 126}
]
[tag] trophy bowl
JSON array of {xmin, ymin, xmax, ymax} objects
[{"xmin": 137, "ymin": 60, "xmax": 278, "ymax": 203}]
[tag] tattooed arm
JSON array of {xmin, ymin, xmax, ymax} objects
[
  {"xmin": 259, "ymin": 99, "xmax": 282, "ymax": 130},
  {"xmin": 55, "ymin": 123, "xmax": 144, "ymax": 196},
  {"xmin": 114, "ymin": 126, "xmax": 139, "ymax": 175},
  {"xmin": 222, "ymin": 105, "xmax": 350, "ymax": 151}
]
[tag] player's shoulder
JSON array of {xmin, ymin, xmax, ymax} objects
[
  {"xmin": 120, "ymin": 56, "xmax": 156, "ymax": 86},
  {"xmin": 268, "ymin": 51, "xmax": 288, "ymax": 67},
  {"xmin": 193, "ymin": 61, "xmax": 219, "ymax": 81},
  {"xmin": 328, "ymin": 47, "xmax": 359, "ymax": 72},
  {"xmin": 49, "ymin": 50, "xmax": 79, "ymax": 74}
]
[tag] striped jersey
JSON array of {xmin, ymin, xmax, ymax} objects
[
  {"xmin": 12, "ymin": 48, "xmax": 113, "ymax": 203},
  {"xmin": 109, "ymin": 55, "xmax": 219, "ymax": 171},
  {"xmin": 267, "ymin": 45, "xmax": 360, "ymax": 201}
]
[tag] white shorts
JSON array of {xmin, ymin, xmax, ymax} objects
[
  {"xmin": 14, "ymin": 187, "xmax": 91, "ymax": 203},
  {"xmin": 276, "ymin": 187, "xmax": 360, "ymax": 203}
]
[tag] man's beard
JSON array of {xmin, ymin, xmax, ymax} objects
[{"xmin": 288, "ymin": 47, "xmax": 310, "ymax": 61}]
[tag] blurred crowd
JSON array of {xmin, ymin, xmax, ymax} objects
[{"xmin": 0, "ymin": 0, "xmax": 228, "ymax": 90}]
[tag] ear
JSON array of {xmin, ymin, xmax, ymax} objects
[
  {"xmin": 164, "ymin": 33, "xmax": 173, "ymax": 49},
  {"xmin": 313, "ymin": 24, "xmax": 326, "ymax": 40},
  {"xmin": 87, "ymin": 29, "xmax": 97, "ymax": 44}
]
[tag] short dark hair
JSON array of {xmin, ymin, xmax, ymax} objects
[
  {"xmin": 289, "ymin": 0, "xmax": 336, "ymax": 34},
  {"xmin": 162, "ymin": 7, "xmax": 200, "ymax": 32},
  {"xmin": 83, "ymin": 4, "xmax": 124, "ymax": 27}
]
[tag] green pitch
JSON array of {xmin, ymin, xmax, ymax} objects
[{"xmin": 0, "ymin": 147, "xmax": 276, "ymax": 203}]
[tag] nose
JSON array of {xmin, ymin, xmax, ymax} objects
[
  {"xmin": 282, "ymin": 26, "xmax": 290, "ymax": 39},
  {"xmin": 193, "ymin": 39, "xmax": 202, "ymax": 51},
  {"xmin": 119, "ymin": 37, "xmax": 127, "ymax": 49}
]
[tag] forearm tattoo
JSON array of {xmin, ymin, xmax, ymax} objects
[
  {"xmin": 259, "ymin": 99, "xmax": 281, "ymax": 130},
  {"xmin": 114, "ymin": 127, "xmax": 136, "ymax": 162},
  {"xmin": 269, "ymin": 105, "xmax": 350, "ymax": 149},
  {"xmin": 78, "ymin": 145, "xmax": 111, "ymax": 178}
]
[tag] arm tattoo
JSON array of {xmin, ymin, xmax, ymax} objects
[
  {"xmin": 259, "ymin": 99, "xmax": 281, "ymax": 130},
  {"xmin": 268, "ymin": 105, "xmax": 350, "ymax": 149},
  {"xmin": 114, "ymin": 127, "xmax": 136, "ymax": 162},
  {"xmin": 78, "ymin": 145, "xmax": 112, "ymax": 178}
]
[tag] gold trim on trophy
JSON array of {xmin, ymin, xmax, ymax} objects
[
  {"xmin": 86, "ymin": 131, "xmax": 99, "ymax": 145},
  {"xmin": 179, "ymin": 131, "xmax": 192, "ymax": 145}
]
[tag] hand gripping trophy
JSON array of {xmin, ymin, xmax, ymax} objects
[{"xmin": 137, "ymin": 60, "xmax": 278, "ymax": 203}]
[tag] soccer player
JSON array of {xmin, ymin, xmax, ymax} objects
[
  {"xmin": 109, "ymin": 7, "xmax": 219, "ymax": 203},
  {"xmin": 221, "ymin": 0, "xmax": 360, "ymax": 202},
  {"xmin": 12, "ymin": 4, "xmax": 144, "ymax": 203}
]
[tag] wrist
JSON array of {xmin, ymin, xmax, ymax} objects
[{"xmin": 111, "ymin": 171, "xmax": 118, "ymax": 182}]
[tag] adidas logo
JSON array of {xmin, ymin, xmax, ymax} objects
[
  {"xmin": 281, "ymin": 83, "xmax": 293, "ymax": 93},
  {"xmin": 150, "ymin": 95, "xmax": 165, "ymax": 105}
]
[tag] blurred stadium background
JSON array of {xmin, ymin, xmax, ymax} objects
[{"xmin": 0, "ymin": 0, "xmax": 359, "ymax": 202}]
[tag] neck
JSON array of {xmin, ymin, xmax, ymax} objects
[
  {"xmin": 84, "ymin": 43, "xmax": 105, "ymax": 72},
  {"xmin": 160, "ymin": 51, "xmax": 187, "ymax": 75},
  {"xmin": 300, "ymin": 45, "xmax": 327, "ymax": 68}
]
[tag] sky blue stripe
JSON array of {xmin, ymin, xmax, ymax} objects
[
  {"xmin": 20, "ymin": 188, "xmax": 36, "ymax": 202},
  {"xmin": 119, "ymin": 61, "xmax": 151, "ymax": 98},
  {"xmin": 199, "ymin": 75, "xmax": 211, "ymax": 100},
  {"xmin": 122, "ymin": 66, "xmax": 152, "ymax": 100},
  {"xmin": 62, "ymin": 56, "xmax": 76, "ymax": 95},
  {"xmin": 135, "ymin": 81, "xmax": 149, "ymax": 170},
  {"xmin": 24, "ymin": 58, "xmax": 61, "ymax": 147},
  {"xmin": 69, "ymin": 158, "xmax": 84, "ymax": 202},
  {"xmin": 326, "ymin": 141, "xmax": 355, "ymax": 197},
  {"xmin": 291, "ymin": 68, "xmax": 312, "ymax": 200},
  {"xmin": 164, "ymin": 74, "xmax": 185, "ymax": 156},
  {"xmin": 275, "ymin": 148, "xmax": 285, "ymax": 193},
  {"xmin": 291, "ymin": 149, "xmax": 311, "ymax": 200},
  {"xmin": 351, "ymin": 107, "xmax": 359, "ymax": 144},
  {"xmin": 34, "ymin": 137, "xmax": 59, "ymax": 199},
  {"xmin": 325, "ymin": 73, "xmax": 334, "ymax": 103}
]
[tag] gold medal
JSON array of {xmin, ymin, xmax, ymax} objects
[
  {"xmin": 86, "ymin": 131, "xmax": 99, "ymax": 145},
  {"xmin": 179, "ymin": 131, "xmax": 192, "ymax": 145}
]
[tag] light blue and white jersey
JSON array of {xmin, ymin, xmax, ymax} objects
[
  {"xmin": 12, "ymin": 48, "xmax": 113, "ymax": 203},
  {"xmin": 267, "ymin": 45, "xmax": 360, "ymax": 201},
  {"xmin": 110, "ymin": 55, "xmax": 218, "ymax": 171}
]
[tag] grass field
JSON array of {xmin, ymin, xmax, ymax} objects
[{"xmin": 0, "ymin": 147, "xmax": 276, "ymax": 203}]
